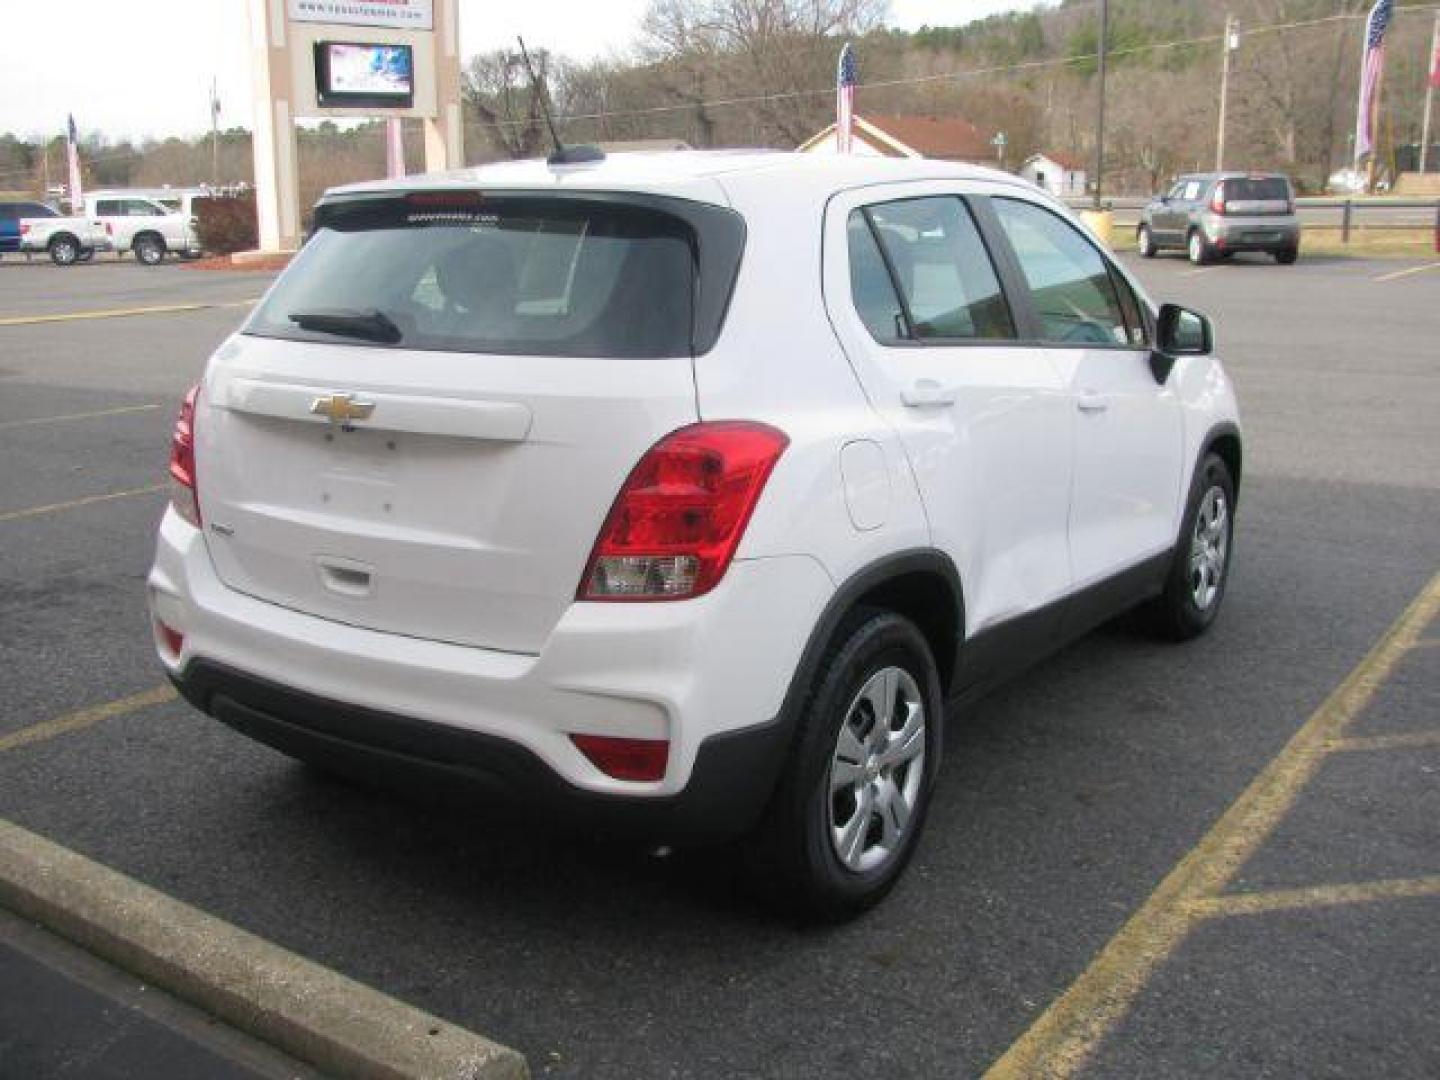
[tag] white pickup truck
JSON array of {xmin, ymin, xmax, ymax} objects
[{"xmin": 20, "ymin": 191, "xmax": 203, "ymax": 266}]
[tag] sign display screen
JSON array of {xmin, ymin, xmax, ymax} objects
[{"xmin": 314, "ymin": 42, "xmax": 415, "ymax": 108}]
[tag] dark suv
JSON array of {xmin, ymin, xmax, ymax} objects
[
  {"xmin": 0, "ymin": 201, "xmax": 58, "ymax": 258},
  {"xmin": 1138, "ymin": 173, "xmax": 1299, "ymax": 265}
]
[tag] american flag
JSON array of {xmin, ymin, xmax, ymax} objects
[
  {"xmin": 836, "ymin": 43, "xmax": 857, "ymax": 153},
  {"xmin": 65, "ymin": 114, "xmax": 84, "ymax": 211},
  {"xmin": 1354, "ymin": 0, "xmax": 1393, "ymax": 162}
]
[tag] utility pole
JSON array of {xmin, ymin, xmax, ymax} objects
[
  {"xmin": 1421, "ymin": 11, "xmax": 1438, "ymax": 174},
  {"xmin": 1093, "ymin": 0, "xmax": 1109, "ymax": 208},
  {"xmin": 1216, "ymin": 14, "xmax": 1239, "ymax": 171},
  {"xmin": 209, "ymin": 78, "xmax": 221, "ymax": 187}
]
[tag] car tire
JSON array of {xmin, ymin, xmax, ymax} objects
[
  {"xmin": 1187, "ymin": 229, "xmax": 1212, "ymax": 266},
  {"xmin": 1137, "ymin": 225, "xmax": 1157, "ymax": 258},
  {"xmin": 133, "ymin": 234, "xmax": 166, "ymax": 266},
  {"xmin": 744, "ymin": 610, "xmax": 943, "ymax": 920},
  {"xmin": 48, "ymin": 235, "xmax": 80, "ymax": 266},
  {"xmin": 1146, "ymin": 452, "xmax": 1235, "ymax": 642},
  {"xmin": 1275, "ymin": 246, "xmax": 1299, "ymax": 265}
]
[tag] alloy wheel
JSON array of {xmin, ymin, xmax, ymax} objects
[{"xmin": 1189, "ymin": 486, "xmax": 1230, "ymax": 611}]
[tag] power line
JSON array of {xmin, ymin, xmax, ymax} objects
[{"xmin": 476, "ymin": 3, "xmax": 1440, "ymax": 129}]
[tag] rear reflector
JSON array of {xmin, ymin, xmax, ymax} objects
[
  {"xmin": 570, "ymin": 735, "xmax": 669, "ymax": 782},
  {"xmin": 579, "ymin": 421, "xmax": 789, "ymax": 601},
  {"xmin": 156, "ymin": 619, "xmax": 184, "ymax": 657}
]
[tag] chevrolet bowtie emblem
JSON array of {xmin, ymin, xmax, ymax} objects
[{"xmin": 310, "ymin": 393, "xmax": 375, "ymax": 427}]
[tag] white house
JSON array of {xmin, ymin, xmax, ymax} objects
[{"xmin": 1020, "ymin": 152, "xmax": 1088, "ymax": 197}]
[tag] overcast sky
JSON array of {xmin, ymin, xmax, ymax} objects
[{"xmin": 1, "ymin": 0, "xmax": 1043, "ymax": 142}]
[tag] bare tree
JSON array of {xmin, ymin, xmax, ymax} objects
[{"xmin": 463, "ymin": 48, "xmax": 561, "ymax": 159}]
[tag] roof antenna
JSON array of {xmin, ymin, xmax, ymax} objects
[{"xmin": 516, "ymin": 36, "xmax": 604, "ymax": 166}]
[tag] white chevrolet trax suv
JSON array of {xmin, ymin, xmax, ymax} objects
[{"xmin": 150, "ymin": 152, "xmax": 1241, "ymax": 918}]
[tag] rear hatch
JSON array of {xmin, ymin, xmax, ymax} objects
[
  {"xmin": 1219, "ymin": 176, "xmax": 1293, "ymax": 216},
  {"xmin": 196, "ymin": 189, "xmax": 744, "ymax": 654}
]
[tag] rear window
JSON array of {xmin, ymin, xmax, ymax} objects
[
  {"xmin": 1223, "ymin": 177, "xmax": 1290, "ymax": 202},
  {"xmin": 246, "ymin": 194, "xmax": 745, "ymax": 358}
]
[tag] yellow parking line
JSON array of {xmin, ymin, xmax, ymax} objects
[
  {"xmin": 0, "ymin": 404, "xmax": 161, "ymax": 430},
  {"xmin": 984, "ymin": 569, "xmax": 1440, "ymax": 1080},
  {"xmin": 1190, "ymin": 876, "xmax": 1440, "ymax": 919},
  {"xmin": 1330, "ymin": 731, "xmax": 1440, "ymax": 752},
  {"xmin": 1372, "ymin": 262, "xmax": 1440, "ymax": 283},
  {"xmin": 0, "ymin": 298, "xmax": 259, "ymax": 327},
  {"xmin": 0, "ymin": 685, "xmax": 176, "ymax": 754},
  {"xmin": 0, "ymin": 483, "xmax": 167, "ymax": 524}
]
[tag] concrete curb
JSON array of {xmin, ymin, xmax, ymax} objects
[{"xmin": 0, "ymin": 819, "xmax": 529, "ymax": 1080}]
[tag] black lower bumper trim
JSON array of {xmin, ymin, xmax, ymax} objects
[{"xmin": 173, "ymin": 661, "xmax": 790, "ymax": 844}]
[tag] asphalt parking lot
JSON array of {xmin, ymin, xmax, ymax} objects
[{"xmin": 1, "ymin": 253, "xmax": 1437, "ymax": 1078}]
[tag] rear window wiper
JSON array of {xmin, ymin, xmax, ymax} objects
[{"xmin": 288, "ymin": 307, "xmax": 402, "ymax": 344}]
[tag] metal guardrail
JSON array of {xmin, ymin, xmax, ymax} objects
[{"xmin": 1063, "ymin": 195, "xmax": 1440, "ymax": 243}]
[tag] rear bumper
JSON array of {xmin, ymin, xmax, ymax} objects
[
  {"xmin": 148, "ymin": 508, "xmax": 833, "ymax": 837},
  {"xmin": 173, "ymin": 660, "xmax": 793, "ymax": 842},
  {"xmin": 1205, "ymin": 215, "xmax": 1300, "ymax": 252}
]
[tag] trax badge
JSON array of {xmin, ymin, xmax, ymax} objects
[{"xmin": 310, "ymin": 393, "xmax": 375, "ymax": 429}]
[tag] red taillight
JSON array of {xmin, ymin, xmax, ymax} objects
[
  {"xmin": 570, "ymin": 735, "xmax": 669, "ymax": 782},
  {"xmin": 578, "ymin": 421, "xmax": 789, "ymax": 601},
  {"xmin": 19, "ymin": 223, "xmax": 30, "ymax": 236},
  {"xmin": 168, "ymin": 384, "xmax": 201, "ymax": 528},
  {"xmin": 105, "ymin": 221, "xmax": 113, "ymax": 236},
  {"xmin": 1209, "ymin": 182, "xmax": 1226, "ymax": 215}
]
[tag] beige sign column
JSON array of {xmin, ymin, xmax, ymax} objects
[
  {"xmin": 425, "ymin": 0, "xmax": 463, "ymax": 171},
  {"xmin": 247, "ymin": 0, "xmax": 302, "ymax": 251}
]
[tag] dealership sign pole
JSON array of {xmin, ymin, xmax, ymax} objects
[{"xmin": 245, "ymin": 0, "xmax": 462, "ymax": 252}]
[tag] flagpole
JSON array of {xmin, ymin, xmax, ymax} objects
[
  {"xmin": 1367, "ymin": 47, "xmax": 1384, "ymax": 193},
  {"xmin": 1421, "ymin": 11, "xmax": 1438, "ymax": 174}
]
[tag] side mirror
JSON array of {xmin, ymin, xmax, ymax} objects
[{"xmin": 1150, "ymin": 303, "xmax": 1213, "ymax": 383}]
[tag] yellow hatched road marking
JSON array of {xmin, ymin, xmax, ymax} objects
[
  {"xmin": 0, "ymin": 484, "xmax": 167, "ymax": 524},
  {"xmin": 0, "ymin": 404, "xmax": 161, "ymax": 430},
  {"xmin": 0, "ymin": 685, "xmax": 176, "ymax": 754},
  {"xmin": 984, "ymin": 569, "xmax": 1440, "ymax": 1080},
  {"xmin": 1372, "ymin": 262, "xmax": 1440, "ymax": 283},
  {"xmin": 1190, "ymin": 876, "xmax": 1440, "ymax": 919}
]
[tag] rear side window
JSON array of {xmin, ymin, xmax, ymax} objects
[
  {"xmin": 95, "ymin": 200, "xmax": 122, "ymax": 216},
  {"xmin": 847, "ymin": 196, "xmax": 1015, "ymax": 344},
  {"xmin": 247, "ymin": 195, "xmax": 743, "ymax": 358},
  {"xmin": 993, "ymin": 198, "xmax": 1131, "ymax": 348}
]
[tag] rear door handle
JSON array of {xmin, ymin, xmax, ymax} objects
[
  {"xmin": 901, "ymin": 380, "xmax": 957, "ymax": 409},
  {"xmin": 1077, "ymin": 391, "xmax": 1109, "ymax": 414}
]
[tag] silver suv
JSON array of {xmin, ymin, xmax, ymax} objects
[{"xmin": 1138, "ymin": 172, "xmax": 1300, "ymax": 265}]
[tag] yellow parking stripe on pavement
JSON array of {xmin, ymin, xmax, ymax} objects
[
  {"xmin": 1190, "ymin": 876, "xmax": 1440, "ymax": 919},
  {"xmin": 0, "ymin": 298, "xmax": 260, "ymax": 327},
  {"xmin": 0, "ymin": 483, "xmax": 167, "ymax": 524},
  {"xmin": 984, "ymin": 568, "xmax": 1440, "ymax": 1080},
  {"xmin": 1330, "ymin": 731, "xmax": 1440, "ymax": 752},
  {"xmin": 0, "ymin": 404, "xmax": 162, "ymax": 430},
  {"xmin": 0, "ymin": 685, "xmax": 176, "ymax": 754},
  {"xmin": 1372, "ymin": 262, "xmax": 1440, "ymax": 283}
]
